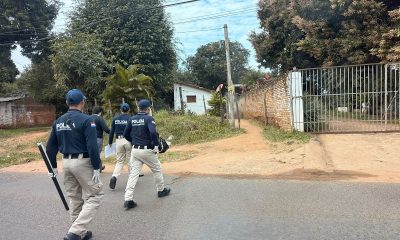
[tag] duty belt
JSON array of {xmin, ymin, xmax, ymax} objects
[
  {"xmin": 63, "ymin": 153, "xmax": 89, "ymax": 159},
  {"xmin": 133, "ymin": 145, "xmax": 153, "ymax": 149}
]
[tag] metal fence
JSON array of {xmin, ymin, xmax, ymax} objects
[{"xmin": 289, "ymin": 63, "xmax": 400, "ymax": 133}]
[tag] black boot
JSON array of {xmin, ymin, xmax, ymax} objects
[
  {"xmin": 64, "ymin": 232, "xmax": 81, "ymax": 240},
  {"xmin": 124, "ymin": 200, "xmax": 137, "ymax": 210},
  {"xmin": 82, "ymin": 231, "xmax": 92, "ymax": 240},
  {"xmin": 109, "ymin": 176, "xmax": 117, "ymax": 189},
  {"xmin": 158, "ymin": 187, "xmax": 171, "ymax": 198}
]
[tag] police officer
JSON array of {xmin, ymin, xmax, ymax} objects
[
  {"xmin": 46, "ymin": 89, "xmax": 103, "ymax": 240},
  {"xmin": 108, "ymin": 103, "xmax": 132, "ymax": 189},
  {"xmin": 123, "ymin": 99, "xmax": 170, "ymax": 210},
  {"xmin": 91, "ymin": 106, "xmax": 110, "ymax": 172}
]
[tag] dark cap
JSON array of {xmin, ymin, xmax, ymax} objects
[
  {"xmin": 138, "ymin": 99, "xmax": 151, "ymax": 110},
  {"xmin": 66, "ymin": 89, "xmax": 86, "ymax": 105},
  {"xmin": 120, "ymin": 103, "xmax": 130, "ymax": 112}
]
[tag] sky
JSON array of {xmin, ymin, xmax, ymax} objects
[{"xmin": 11, "ymin": 0, "xmax": 261, "ymax": 72}]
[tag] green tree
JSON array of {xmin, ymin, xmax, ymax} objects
[
  {"xmin": 250, "ymin": 0, "xmax": 318, "ymax": 74},
  {"xmin": 294, "ymin": 0, "xmax": 386, "ymax": 66},
  {"xmin": 251, "ymin": 0, "xmax": 393, "ymax": 71},
  {"xmin": 0, "ymin": 0, "xmax": 60, "ymax": 83},
  {"xmin": 371, "ymin": 8, "xmax": 400, "ymax": 61},
  {"xmin": 240, "ymin": 70, "xmax": 264, "ymax": 89},
  {"xmin": 17, "ymin": 61, "xmax": 67, "ymax": 113},
  {"xmin": 50, "ymin": 33, "xmax": 108, "ymax": 101},
  {"xmin": 208, "ymin": 92, "xmax": 226, "ymax": 117},
  {"xmin": 187, "ymin": 40, "xmax": 249, "ymax": 90},
  {"xmin": 0, "ymin": 47, "xmax": 19, "ymax": 83},
  {"xmin": 102, "ymin": 64, "xmax": 154, "ymax": 113},
  {"xmin": 68, "ymin": 0, "xmax": 176, "ymax": 100}
]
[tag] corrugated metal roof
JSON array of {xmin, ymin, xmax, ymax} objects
[
  {"xmin": 174, "ymin": 82, "xmax": 213, "ymax": 93},
  {"xmin": 0, "ymin": 96, "xmax": 25, "ymax": 102}
]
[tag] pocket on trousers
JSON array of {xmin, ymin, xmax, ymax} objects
[{"xmin": 87, "ymin": 180, "xmax": 103, "ymax": 194}]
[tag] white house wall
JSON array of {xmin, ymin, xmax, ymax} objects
[{"xmin": 174, "ymin": 84, "xmax": 212, "ymax": 115}]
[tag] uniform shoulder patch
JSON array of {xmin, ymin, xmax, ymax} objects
[{"xmin": 90, "ymin": 122, "xmax": 96, "ymax": 127}]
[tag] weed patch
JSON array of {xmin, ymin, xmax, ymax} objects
[
  {"xmin": 0, "ymin": 127, "xmax": 49, "ymax": 139},
  {"xmin": 155, "ymin": 111, "xmax": 244, "ymax": 145},
  {"xmin": 263, "ymin": 125, "xmax": 311, "ymax": 144}
]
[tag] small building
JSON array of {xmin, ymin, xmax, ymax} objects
[
  {"xmin": 0, "ymin": 96, "xmax": 56, "ymax": 129},
  {"xmin": 174, "ymin": 82, "xmax": 213, "ymax": 114}
]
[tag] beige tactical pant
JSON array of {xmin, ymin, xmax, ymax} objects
[
  {"xmin": 112, "ymin": 138, "xmax": 132, "ymax": 178},
  {"xmin": 125, "ymin": 148, "xmax": 165, "ymax": 201},
  {"xmin": 63, "ymin": 157, "xmax": 104, "ymax": 237}
]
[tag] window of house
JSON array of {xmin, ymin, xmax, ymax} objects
[{"xmin": 186, "ymin": 95, "xmax": 196, "ymax": 103}]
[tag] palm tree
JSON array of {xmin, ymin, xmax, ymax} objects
[{"xmin": 102, "ymin": 64, "xmax": 154, "ymax": 114}]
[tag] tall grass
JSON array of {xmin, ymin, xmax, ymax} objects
[{"xmin": 155, "ymin": 111, "xmax": 244, "ymax": 145}]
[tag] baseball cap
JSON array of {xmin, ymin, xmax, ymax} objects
[
  {"xmin": 138, "ymin": 99, "xmax": 151, "ymax": 109},
  {"xmin": 120, "ymin": 103, "xmax": 130, "ymax": 112},
  {"xmin": 66, "ymin": 89, "xmax": 86, "ymax": 105}
]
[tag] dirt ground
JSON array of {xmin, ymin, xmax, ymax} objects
[{"xmin": 1, "ymin": 120, "xmax": 400, "ymax": 183}]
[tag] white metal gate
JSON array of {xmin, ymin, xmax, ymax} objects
[{"xmin": 289, "ymin": 63, "xmax": 400, "ymax": 133}]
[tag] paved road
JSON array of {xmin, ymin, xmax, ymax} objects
[{"xmin": 0, "ymin": 172, "xmax": 399, "ymax": 240}]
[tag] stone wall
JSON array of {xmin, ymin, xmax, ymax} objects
[{"xmin": 239, "ymin": 76, "xmax": 292, "ymax": 130}]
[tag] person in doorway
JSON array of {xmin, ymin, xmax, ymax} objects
[
  {"xmin": 123, "ymin": 99, "xmax": 170, "ymax": 210},
  {"xmin": 46, "ymin": 89, "xmax": 103, "ymax": 240},
  {"xmin": 91, "ymin": 106, "xmax": 110, "ymax": 172}
]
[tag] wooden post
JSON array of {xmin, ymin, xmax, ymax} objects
[
  {"xmin": 219, "ymin": 93, "xmax": 224, "ymax": 124},
  {"xmin": 224, "ymin": 24, "xmax": 235, "ymax": 128},
  {"xmin": 94, "ymin": 98, "xmax": 98, "ymax": 107},
  {"xmin": 203, "ymin": 95, "xmax": 207, "ymax": 115},
  {"xmin": 179, "ymin": 86, "xmax": 184, "ymax": 113},
  {"xmin": 263, "ymin": 93, "xmax": 268, "ymax": 126},
  {"xmin": 236, "ymin": 96, "xmax": 240, "ymax": 129},
  {"xmin": 122, "ymin": 98, "xmax": 125, "ymax": 104}
]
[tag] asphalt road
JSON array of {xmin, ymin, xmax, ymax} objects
[{"xmin": 0, "ymin": 172, "xmax": 399, "ymax": 240}]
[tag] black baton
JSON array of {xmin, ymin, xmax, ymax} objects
[{"xmin": 37, "ymin": 143, "xmax": 69, "ymax": 211}]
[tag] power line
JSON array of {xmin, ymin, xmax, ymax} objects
[
  {"xmin": 0, "ymin": 7, "xmax": 256, "ymax": 37},
  {"xmin": 0, "ymin": 0, "xmax": 200, "ymax": 35},
  {"xmin": 0, "ymin": 36, "xmax": 52, "ymax": 46},
  {"xmin": 73, "ymin": 0, "xmax": 201, "ymax": 32},
  {"xmin": 174, "ymin": 8, "xmax": 256, "ymax": 25},
  {"xmin": 0, "ymin": 0, "xmax": 201, "ymax": 45},
  {"xmin": 175, "ymin": 28, "xmax": 222, "ymax": 34}
]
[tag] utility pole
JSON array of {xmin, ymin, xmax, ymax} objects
[{"xmin": 224, "ymin": 24, "xmax": 235, "ymax": 128}]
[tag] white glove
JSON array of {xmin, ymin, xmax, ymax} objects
[
  {"xmin": 92, "ymin": 169, "xmax": 101, "ymax": 184},
  {"xmin": 48, "ymin": 168, "xmax": 58, "ymax": 178},
  {"xmin": 153, "ymin": 146, "xmax": 159, "ymax": 154}
]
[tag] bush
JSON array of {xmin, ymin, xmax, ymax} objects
[{"xmin": 154, "ymin": 110, "xmax": 243, "ymax": 145}]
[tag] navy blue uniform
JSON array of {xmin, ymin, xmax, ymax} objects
[
  {"xmin": 91, "ymin": 114, "xmax": 110, "ymax": 138},
  {"xmin": 123, "ymin": 112, "xmax": 159, "ymax": 147},
  {"xmin": 108, "ymin": 114, "xmax": 130, "ymax": 145},
  {"xmin": 46, "ymin": 109, "xmax": 101, "ymax": 170}
]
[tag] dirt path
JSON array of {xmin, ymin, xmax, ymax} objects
[
  {"xmin": 162, "ymin": 120, "xmax": 400, "ymax": 183},
  {"xmin": 2, "ymin": 120, "xmax": 400, "ymax": 183},
  {"xmin": 162, "ymin": 120, "xmax": 305, "ymax": 176}
]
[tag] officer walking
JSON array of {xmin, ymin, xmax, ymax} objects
[
  {"xmin": 46, "ymin": 89, "xmax": 103, "ymax": 240},
  {"xmin": 108, "ymin": 103, "xmax": 132, "ymax": 189},
  {"xmin": 123, "ymin": 99, "xmax": 170, "ymax": 210},
  {"xmin": 91, "ymin": 106, "xmax": 110, "ymax": 172}
]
